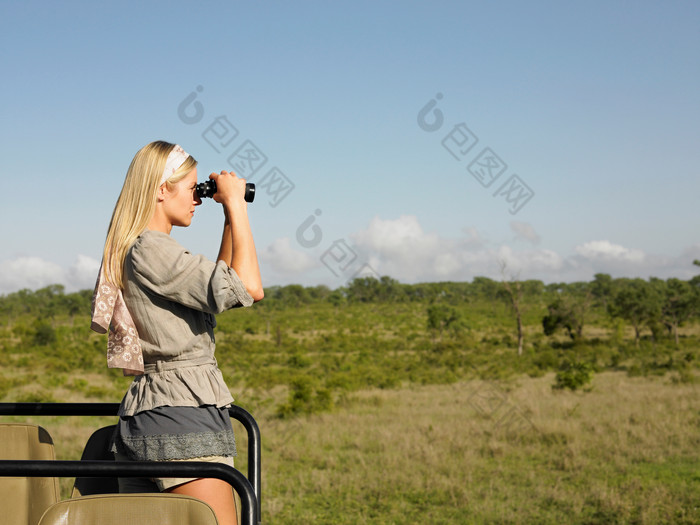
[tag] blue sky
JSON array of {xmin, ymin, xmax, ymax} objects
[{"xmin": 1, "ymin": 0, "xmax": 699, "ymax": 293}]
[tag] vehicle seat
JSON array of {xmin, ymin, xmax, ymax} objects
[
  {"xmin": 38, "ymin": 493, "xmax": 219, "ymax": 525},
  {"xmin": 0, "ymin": 423, "xmax": 60, "ymax": 525}
]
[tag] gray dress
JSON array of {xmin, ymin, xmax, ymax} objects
[{"xmin": 110, "ymin": 230, "xmax": 253, "ymax": 463}]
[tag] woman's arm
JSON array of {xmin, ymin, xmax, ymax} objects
[{"xmin": 213, "ymin": 171, "xmax": 264, "ymax": 302}]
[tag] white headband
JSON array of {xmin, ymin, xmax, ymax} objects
[{"xmin": 160, "ymin": 144, "xmax": 190, "ymax": 185}]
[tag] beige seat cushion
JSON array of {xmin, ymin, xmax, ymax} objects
[
  {"xmin": 0, "ymin": 424, "xmax": 60, "ymax": 525},
  {"xmin": 38, "ymin": 493, "xmax": 219, "ymax": 525}
]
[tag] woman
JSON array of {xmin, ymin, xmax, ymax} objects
[{"xmin": 91, "ymin": 140, "xmax": 263, "ymax": 525}]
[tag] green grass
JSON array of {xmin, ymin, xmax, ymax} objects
[
  {"xmin": 1, "ymin": 288, "xmax": 700, "ymax": 523},
  {"xmin": 250, "ymin": 373, "xmax": 700, "ymax": 524}
]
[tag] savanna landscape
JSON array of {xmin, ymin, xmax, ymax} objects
[{"xmin": 1, "ymin": 273, "xmax": 699, "ymax": 524}]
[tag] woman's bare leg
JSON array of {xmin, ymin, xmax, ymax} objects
[{"xmin": 166, "ymin": 478, "xmax": 238, "ymax": 525}]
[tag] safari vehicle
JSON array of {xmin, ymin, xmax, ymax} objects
[{"xmin": 0, "ymin": 402, "xmax": 261, "ymax": 525}]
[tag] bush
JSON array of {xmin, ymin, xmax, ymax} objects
[
  {"xmin": 32, "ymin": 321, "xmax": 56, "ymax": 346},
  {"xmin": 553, "ymin": 360, "xmax": 593, "ymax": 391},
  {"xmin": 276, "ymin": 377, "xmax": 334, "ymax": 418}
]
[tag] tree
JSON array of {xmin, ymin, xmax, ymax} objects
[
  {"xmin": 660, "ymin": 278, "xmax": 698, "ymax": 345},
  {"xmin": 375, "ymin": 276, "xmax": 405, "ymax": 302},
  {"xmin": 500, "ymin": 263, "xmax": 525, "ymax": 356},
  {"xmin": 34, "ymin": 284, "xmax": 66, "ymax": 320},
  {"xmin": 426, "ymin": 303, "xmax": 462, "ymax": 341},
  {"xmin": 346, "ymin": 276, "xmax": 381, "ymax": 302},
  {"xmin": 471, "ymin": 276, "xmax": 501, "ymax": 299},
  {"xmin": 345, "ymin": 275, "xmax": 407, "ymax": 303},
  {"xmin": 307, "ymin": 284, "xmax": 332, "ymax": 301},
  {"xmin": 590, "ymin": 273, "xmax": 613, "ymax": 310},
  {"xmin": 542, "ymin": 282, "xmax": 593, "ymax": 341},
  {"xmin": 608, "ymin": 278, "xmax": 663, "ymax": 345},
  {"xmin": 273, "ymin": 284, "xmax": 310, "ymax": 307}
]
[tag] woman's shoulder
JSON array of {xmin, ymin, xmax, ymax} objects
[
  {"xmin": 127, "ymin": 230, "xmax": 189, "ymax": 272},
  {"xmin": 132, "ymin": 230, "xmax": 184, "ymax": 253}
]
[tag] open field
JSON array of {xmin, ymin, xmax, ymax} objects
[
  {"xmin": 2, "ymin": 280, "xmax": 700, "ymax": 523},
  {"xmin": 4, "ymin": 372, "xmax": 699, "ymax": 524},
  {"xmin": 250, "ymin": 372, "xmax": 700, "ymax": 524}
]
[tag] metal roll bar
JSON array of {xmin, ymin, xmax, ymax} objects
[
  {"xmin": 0, "ymin": 402, "xmax": 261, "ymax": 522},
  {"xmin": 0, "ymin": 460, "xmax": 257, "ymax": 525}
]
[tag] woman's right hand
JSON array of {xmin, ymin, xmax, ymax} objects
[{"xmin": 210, "ymin": 170, "xmax": 248, "ymax": 208}]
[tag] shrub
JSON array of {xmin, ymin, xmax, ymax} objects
[
  {"xmin": 276, "ymin": 376, "xmax": 334, "ymax": 418},
  {"xmin": 553, "ymin": 360, "xmax": 593, "ymax": 391},
  {"xmin": 32, "ymin": 321, "xmax": 56, "ymax": 346}
]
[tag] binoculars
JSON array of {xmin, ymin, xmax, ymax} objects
[{"xmin": 196, "ymin": 180, "xmax": 255, "ymax": 203}]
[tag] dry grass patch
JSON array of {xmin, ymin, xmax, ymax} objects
[
  {"xmin": 2, "ymin": 372, "xmax": 698, "ymax": 523},
  {"xmin": 257, "ymin": 373, "xmax": 700, "ymax": 524}
]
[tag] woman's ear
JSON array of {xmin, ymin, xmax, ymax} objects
[{"xmin": 155, "ymin": 183, "xmax": 167, "ymax": 202}]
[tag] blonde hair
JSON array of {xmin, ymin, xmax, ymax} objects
[{"xmin": 102, "ymin": 141, "xmax": 198, "ymax": 288}]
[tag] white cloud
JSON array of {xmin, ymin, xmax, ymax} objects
[
  {"xmin": 496, "ymin": 245, "xmax": 564, "ymax": 279},
  {"xmin": 1, "ymin": 227, "xmax": 698, "ymax": 295},
  {"xmin": 0, "ymin": 257, "xmax": 65, "ymax": 294},
  {"xmin": 347, "ymin": 215, "xmax": 699, "ymax": 284},
  {"xmin": 0, "ymin": 255, "xmax": 101, "ymax": 295},
  {"xmin": 575, "ymin": 240, "xmax": 645, "ymax": 263},
  {"xmin": 66, "ymin": 255, "xmax": 101, "ymax": 291},
  {"xmin": 510, "ymin": 221, "xmax": 541, "ymax": 244},
  {"xmin": 349, "ymin": 215, "xmax": 563, "ymax": 283},
  {"xmin": 350, "ymin": 215, "xmax": 447, "ymax": 281},
  {"xmin": 352, "ymin": 215, "xmax": 439, "ymax": 254},
  {"xmin": 259, "ymin": 237, "xmax": 318, "ymax": 275}
]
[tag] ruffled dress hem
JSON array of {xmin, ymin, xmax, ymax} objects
[{"xmin": 118, "ymin": 364, "xmax": 234, "ymax": 417}]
